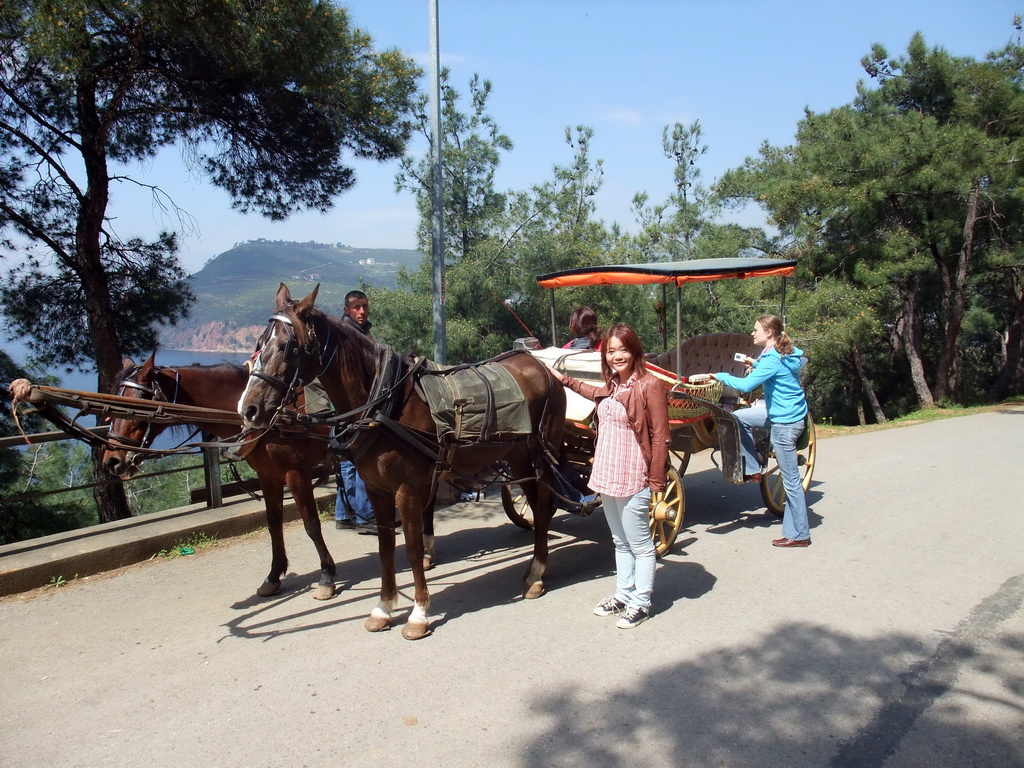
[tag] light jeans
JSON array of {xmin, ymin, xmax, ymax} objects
[
  {"xmin": 601, "ymin": 487, "xmax": 656, "ymax": 611},
  {"xmin": 335, "ymin": 460, "xmax": 374, "ymax": 524},
  {"xmin": 734, "ymin": 406, "xmax": 810, "ymax": 541}
]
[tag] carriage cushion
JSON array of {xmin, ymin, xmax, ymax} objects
[{"xmin": 415, "ymin": 358, "xmax": 534, "ymax": 442}]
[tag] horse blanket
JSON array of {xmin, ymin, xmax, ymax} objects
[{"xmin": 414, "ymin": 356, "xmax": 533, "ymax": 443}]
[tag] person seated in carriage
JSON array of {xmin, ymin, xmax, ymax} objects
[{"xmin": 561, "ymin": 307, "xmax": 601, "ymax": 351}]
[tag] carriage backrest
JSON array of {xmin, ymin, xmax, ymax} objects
[{"xmin": 650, "ymin": 333, "xmax": 761, "ymax": 379}]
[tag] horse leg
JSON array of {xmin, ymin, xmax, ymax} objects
[
  {"xmin": 423, "ymin": 503, "xmax": 436, "ymax": 571},
  {"xmin": 398, "ymin": 496, "xmax": 432, "ymax": 640},
  {"xmin": 364, "ymin": 489, "xmax": 399, "ymax": 633},
  {"xmin": 256, "ymin": 473, "xmax": 288, "ymax": 598},
  {"xmin": 286, "ymin": 468, "xmax": 336, "ymax": 600},
  {"xmin": 522, "ymin": 475, "xmax": 554, "ymax": 600}
]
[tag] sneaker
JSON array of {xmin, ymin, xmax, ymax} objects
[
  {"xmin": 616, "ymin": 606, "xmax": 650, "ymax": 629},
  {"xmin": 335, "ymin": 519, "xmax": 356, "ymax": 530},
  {"xmin": 593, "ymin": 596, "xmax": 626, "ymax": 617}
]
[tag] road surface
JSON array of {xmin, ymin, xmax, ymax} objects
[{"xmin": 1, "ymin": 407, "xmax": 1022, "ymax": 767}]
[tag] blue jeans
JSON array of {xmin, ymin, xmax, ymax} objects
[
  {"xmin": 771, "ymin": 420, "xmax": 810, "ymax": 541},
  {"xmin": 734, "ymin": 407, "xmax": 810, "ymax": 540},
  {"xmin": 335, "ymin": 461, "xmax": 374, "ymax": 524},
  {"xmin": 601, "ymin": 487, "xmax": 656, "ymax": 611}
]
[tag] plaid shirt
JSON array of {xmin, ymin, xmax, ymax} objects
[{"xmin": 588, "ymin": 376, "xmax": 648, "ymax": 497}]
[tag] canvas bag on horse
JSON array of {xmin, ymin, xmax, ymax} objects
[{"xmin": 414, "ymin": 355, "xmax": 534, "ymax": 443}]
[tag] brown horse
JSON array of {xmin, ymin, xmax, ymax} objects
[
  {"xmin": 101, "ymin": 354, "xmax": 344, "ymax": 600},
  {"xmin": 238, "ymin": 284, "xmax": 566, "ymax": 639}
]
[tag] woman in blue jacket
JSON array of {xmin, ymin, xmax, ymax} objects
[{"xmin": 712, "ymin": 314, "xmax": 811, "ymax": 548}]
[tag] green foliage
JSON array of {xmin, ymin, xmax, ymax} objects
[
  {"xmin": 1, "ymin": 438, "xmax": 98, "ymax": 545},
  {"xmin": 0, "ymin": 0, "xmax": 420, "ymax": 387},
  {"xmin": 720, "ymin": 28, "xmax": 1024, "ymax": 416}
]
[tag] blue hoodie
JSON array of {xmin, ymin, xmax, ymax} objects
[{"xmin": 715, "ymin": 346, "xmax": 808, "ymax": 424}]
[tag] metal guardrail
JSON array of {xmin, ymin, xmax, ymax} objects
[{"xmin": 0, "ymin": 424, "xmax": 229, "ymax": 510}]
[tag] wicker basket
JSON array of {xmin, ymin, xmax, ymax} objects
[{"xmin": 646, "ymin": 365, "xmax": 724, "ymax": 422}]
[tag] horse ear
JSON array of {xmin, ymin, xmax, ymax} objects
[
  {"xmin": 276, "ymin": 283, "xmax": 292, "ymax": 308},
  {"xmin": 295, "ymin": 284, "xmax": 319, "ymax": 317},
  {"xmin": 121, "ymin": 357, "xmax": 136, "ymax": 369},
  {"xmin": 139, "ymin": 354, "xmax": 156, "ymax": 380}
]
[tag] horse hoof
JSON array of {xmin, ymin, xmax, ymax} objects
[
  {"xmin": 423, "ymin": 556, "xmax": 435, "ymax": 571},
  {"xmin": 257, "ymin": 580, "xmax": 281, "ymax": 598},
  {"xmin": 364, "ymin": 615, "xmax": 391, "ymax": 633},
  {"xmin": 523, "ymin": 583, "xmax": 546, "ymax": 600},
  {"xmin": 402, "ymin": 622, "xmax": 432, "ymax": 640},
  {"xmin": 312, "ymin": 583, "xmax": 336, "ymax": 601}
]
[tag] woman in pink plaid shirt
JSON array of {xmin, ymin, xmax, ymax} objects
[{"xmin": 547, "ymin": 323, "xmax": 670, "ymax": 629}]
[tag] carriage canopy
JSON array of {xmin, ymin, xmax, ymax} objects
[{"xmin": 536, "ymin": 257, "xmax": 798, "ymax": 289}]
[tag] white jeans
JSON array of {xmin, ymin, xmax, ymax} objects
[{"xmin": 601, "ymin": 487, "xmax": 656, "ymax": 611}]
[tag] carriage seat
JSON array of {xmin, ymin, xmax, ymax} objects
[{"xmin": 649, "ymin": 333, "xmax": 762, "ymax": 405}]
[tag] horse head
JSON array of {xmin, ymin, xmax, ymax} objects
[
  {"xmin": 102, "ymin": 353, "xmax": 167, "ymax": 478},
  {"xmin": 239, "ymin": 283, "xmax": 323, "ymax": 429}
]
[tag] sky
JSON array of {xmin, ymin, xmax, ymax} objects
[{"xmin": 108, "ymin": 0, "xmax": 1023, "ymax": 275}]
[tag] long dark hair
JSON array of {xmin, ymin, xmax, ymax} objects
[
  {"xmin": 757, "ymin": 314, "xmax": 795, "ymax": 356},
  {"xmin": 568, "ymin": 306, "xmax": 600, "ymax": 348},
  {"xmin": 600, "ymin": 323, "xmax": 646, "ymax": 383}
]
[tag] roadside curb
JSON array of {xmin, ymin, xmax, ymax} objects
[{"xmin": 0, "ymin": 488, "xmax": 336, "ymax": 597}]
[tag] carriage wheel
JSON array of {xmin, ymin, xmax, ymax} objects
[
  {"xmin": 671, "ymin": 448, "xmax": 691, "ymax": 476},
  {"xmin": 501, "ymin": 484, "xmax": 534, "ymax": 530},
  {"xmin": 760, "ymin": 417, "xmax": 817, "ymax": 517},
  {"xmin": 651, "ymin": 465, "xmax": 685, "ymax": 557}
]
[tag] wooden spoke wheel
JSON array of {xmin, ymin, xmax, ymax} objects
[
  {"xmin": 670, "ymin": 448, "xmax": 691, "ymax": 476},
  {"xmin": 760, "ymin": 417, "xmax": 817, "ymax": 517},
  {"xmin": 651, "ymin": 465, "xmax": 685, "ymax": 557},
  {"xmin": 501, "ymin": 484, "xmax": 534, "ymax": 530}
]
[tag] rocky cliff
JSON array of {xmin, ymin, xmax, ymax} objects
[{"xmin": 161, "ymin": 321, "xmax": 265, "ymax": 353}]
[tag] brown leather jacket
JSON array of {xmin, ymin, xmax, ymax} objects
[{"xmin": 561, "ymin": 371, "xmax": 671, "ymax": 492}]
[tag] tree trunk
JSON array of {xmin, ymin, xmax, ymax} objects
[
  {"xmin": 77, "ymin": 76, "xmax": 132, "ymax": 522},
  {"xmin": 933, "ymin": 179, "xmax": 980, "ymax": 402},
  {"xmin": 894, "ymin": 276, "xmax": 935, "ymax": 409},
  {"xmin": 852, "ymin": 343, "xmax": 888, "ymax": 423},
  {"xmin": 989, "ymin": 266, "xmax": 1024, "ymax": 401}
]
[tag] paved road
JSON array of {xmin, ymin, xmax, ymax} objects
[{"xmin": 2, "ymin": 407, "xmax": 1023, "ymax": 768}]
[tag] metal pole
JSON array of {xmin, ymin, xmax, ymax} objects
[
  {"xmin": 661, "ymin": 283, "xmax": 668, "ymax": 352},
  {"xmin": 548, "ymin": 289, "xmax": 557, "ymax": 347},
  {"xmin": 781, "ymin": 276, "xmax": 788, "ymax": 330},
  {"xmin": 429, "ymin": 0, "xmax": 446, "ymax": 363},
  {"xmin": 675, "ymin": 283, "xmax": 682, "ymax": 380}
]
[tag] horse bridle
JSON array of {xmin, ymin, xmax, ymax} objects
[
  {"xmin": 249, "ymin": 312, "xmax": 325, "ymax": 423},
  {"xmin": 107, "ymin": 365, "xmax": 179, "ymax": 467}
]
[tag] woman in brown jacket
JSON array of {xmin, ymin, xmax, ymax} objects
[{"xmin": 547, "ymin": 323, "xmax": 670, "ymax": 628}]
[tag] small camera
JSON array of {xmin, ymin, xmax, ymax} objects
[{"xmin": 734, "ymin": 352, "xmax": 748, "ymax": 363}]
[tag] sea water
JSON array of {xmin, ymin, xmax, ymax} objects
[{"xmin": 3, "ymin": 342, "xmax": 247, "ymax": 447}]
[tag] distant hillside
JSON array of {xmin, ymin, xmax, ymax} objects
[{"xmin": 160, "ymin": 240, "xmax": 423, "ymax": 352}]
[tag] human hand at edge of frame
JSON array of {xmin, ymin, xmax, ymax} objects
[{"xmin": 8, "ymin": 378, "xmax": 33, "ymax": 404}]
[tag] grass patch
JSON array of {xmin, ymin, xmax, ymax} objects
[
  {"xmin": 152, "ymin": 532, "xmax": 219, "ymax": 560},
  {"xmin": 815, "ymin": 397, "xmax": 1024, "ymax": 439}
]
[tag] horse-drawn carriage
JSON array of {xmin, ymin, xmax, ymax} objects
[
  {"xmin": 500, "ymin": 257, "xmax": 817, "ymax": 558},
  {"xmin": 10, "ymin": 257, "xmax": 815, "ymax": 638}
]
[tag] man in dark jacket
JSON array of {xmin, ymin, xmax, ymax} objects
[{"xmin": 335, "ymin": 290, "xmax": 377, "ymax": 534}]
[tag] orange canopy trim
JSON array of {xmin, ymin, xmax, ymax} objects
[{"xmin": 536, "ymin": 258, "xmax": 798, "ymax": 289}]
